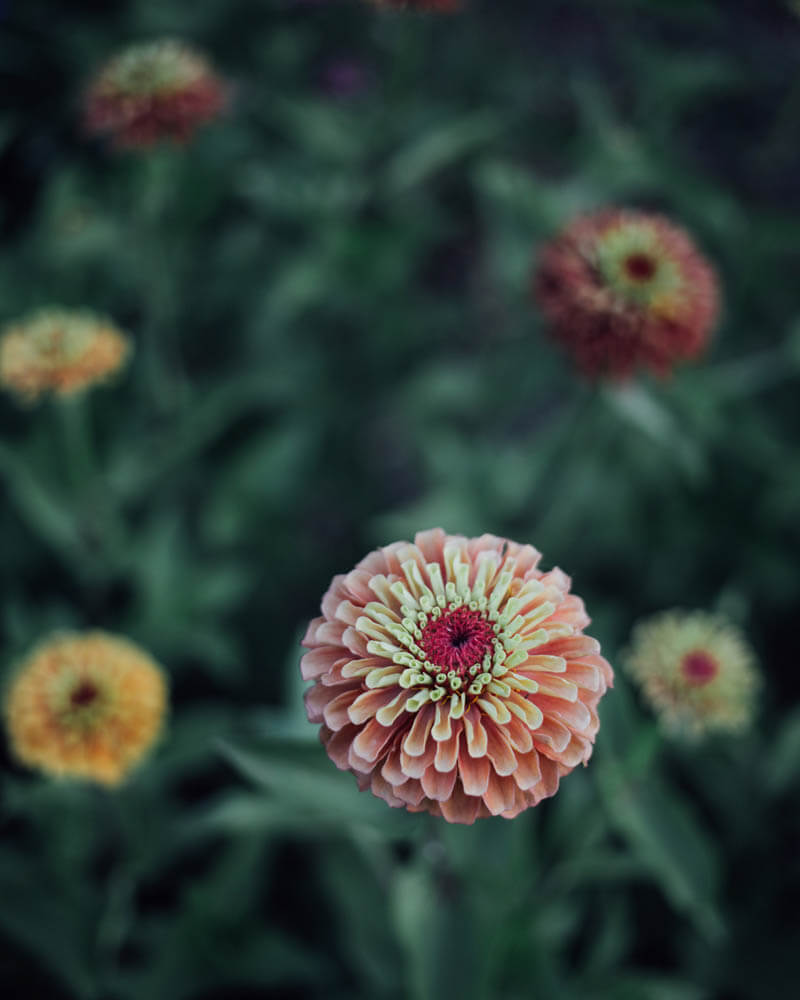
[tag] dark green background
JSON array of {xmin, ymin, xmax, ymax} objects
[{"xmin": 1, "ymin": 1, "xmax": 799, "ymax": 997}]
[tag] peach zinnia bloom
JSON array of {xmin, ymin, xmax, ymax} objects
[
  {"xmin": 4, "ymin": 632, "xmax": 168, "ymax": 786},
  {"xmin": 301, "ymin": 529, "xmax": 613, "ymax": 823},
  {"xmin": 84, "ymin": 39, "xmax": 226, "ymax": 149},
  {"xmin": 535, "ymin": 208, "xmax": 719, "ymax": 379},
  {"xmin": 625, "ymin": 610, "xmax": 759, "ymax": 738},
  {"xmin": 0, "ymin": 307, "xmax": 130, "ymax": 402}
]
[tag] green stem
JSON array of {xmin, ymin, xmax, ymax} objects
[
  {"xmin": 95, "ymin": 790, "xmax": 138, "ymax": 996},
  {"xmin": 58, "ymin": 394, "xmax": 94, "ymax": 499},
  {"xmin": 137, "ymin": 150, "xmax": 187, "ymax": 414}
]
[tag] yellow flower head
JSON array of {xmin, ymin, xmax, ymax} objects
[
  {"xmin": 0, "ymin": 308, "xmax": 131, "ymax": 403},
  {"xmin": 624, "ymin": 610, "xmax": 759, "ymax": 739},
  {"xmin": 4, "ymin": 632, "xmax": 167, "ymax": 786}
]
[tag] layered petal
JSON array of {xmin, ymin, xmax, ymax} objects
[{"xmin": 301, "ymin": 529, "xmax": 613, "ymax": 823}]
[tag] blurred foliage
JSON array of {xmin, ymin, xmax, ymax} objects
[{"xmin": 1, "ymin": 0, "xmax": 800, "ymax": 997}]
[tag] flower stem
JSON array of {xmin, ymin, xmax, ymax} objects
[{"xmin": 58, "ymin": 394, "xmax": 94, "ymax": 498}]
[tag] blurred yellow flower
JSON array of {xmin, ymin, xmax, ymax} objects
[
  {"xmin": 624, "ymin": 610, "xmax": 759, "ymax": 738},
  {"xmin": 4, "ymin": 632, "xmax": 167, "ymax": 786},
  {"xmin": 0, "ymin": 308, "xmax": 130, "ymax": 403}
]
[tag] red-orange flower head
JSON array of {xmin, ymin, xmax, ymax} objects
[
  {"xmin": 84, "ymin": 39, "xmax": 227, "ymax": 149},
  {"xmin": 301, "ymin": 529, "xmax": 613, "ymax": 823},
  {"xmin": 535, "ymin": 208, "xmax": 720, "ymax": 379}
]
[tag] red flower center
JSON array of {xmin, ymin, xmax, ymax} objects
[
  {"xmin": 624, "ymin": 252, "xmax": 657, "ymax": 281},
  {"xmin": 70, "ymin": 680, "xmax": 99, "ymax": 708},
  {"xmin": 681, "ymin": 651, "xmax": 718, "ymax": 686},
  {"xmin": 420, "ymin": 607, "xmax": 495, "ymax": 674}
]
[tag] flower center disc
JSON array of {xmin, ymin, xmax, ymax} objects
[
  {"xmin": 70, "ymin": 680, "xmax": 99, "ymax": 708},
  {"xmin": 624, "ymin": 252, "xmax": 657, "ymax": 281},
  {"xmin": 681, "ymin": 651, "xmax": 718, "ymax": 686},
  {"xmin": 419, "ymin": 607, "xmax": 495, "ymax": 675}
]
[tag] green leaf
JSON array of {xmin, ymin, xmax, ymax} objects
[
  {"xmin": 218, "ymin": 739, "xmax": 415, "ymax": 834},
  {"xmin": 385, "ymin": 113, "xmax": 508, "ymax": 194},
  {"xmin": 597, "ymin": 758, "xmax": 724, "ymax": 940}
]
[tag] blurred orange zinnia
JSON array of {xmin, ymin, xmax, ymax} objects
[
  {"xmin": 301, "ymin": 529, "xmax": 613, "ymax": 823},
  {"xmin": 4, "ymin": 632, "xmax": 168, "ymax": 786},
  {"xmin": 0, "ymin": 307, "xmax": 130, "ymax": 402},
  {"xmin": 84, "ymin": 39, "xmax": 227, "ymax": 149},
  {"xmin": 534, "ymin": 208, "xmax": 719, "ymax": 379}
]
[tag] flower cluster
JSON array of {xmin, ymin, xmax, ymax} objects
[
  {"xmin": 0, "ymin": 307, "xmax": 130, "ymax": 402},
  {"xmin": 4, "ymin": 632, "xmax": 168, "ymax": 786},
  {"xmin": 84, "ymin": 39, "xmax": 226, "ymax": 148},
  {"xmin": 302, "ymin": 529, "xmax": 613, "ymax": 823},
  {"xmin": 535, "ymin": 208, "xmax": 719, "ymax": 379},
  {"xmin": 624, "ymin": 610, "xmax": 759, "ymax": 738}
]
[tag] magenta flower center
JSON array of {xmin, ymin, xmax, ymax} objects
[
  {"xmin": 681, "ymin": 650, "xmax": 718, "ymax": 686},
  {"xmin": 624, "ymin": 252, "xmax": 657, "ymax": 281},
  {"xmin": 70, "ymin": 680, "xmax": 99, "ymax": 708},
  {"xmin": 420, "ymin": 607, "xmax": 496, "ymax": 675}
]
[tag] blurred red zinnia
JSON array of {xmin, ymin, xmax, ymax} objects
[
  {"xmin": 85, "ymin": 39, "xmax": 226, "ymax": 149},
  {"xmin": 534, "ymin": 208, "xmax": 720, "ymax": 379},
  {"xmin": 301, "ymin": 529, "xmax": 613, "ymax": 823}
]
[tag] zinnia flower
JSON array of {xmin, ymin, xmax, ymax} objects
[
  {"xmin": 301, "ymin": 529, "xmax": 613, "ymax": 823},
  {"xmin": 0, "ymin": 307, "xmax": 130, "ymax": 402},
  {"xmin": 84, "ymin": 39, "xmax": 226, "ymax": 149},
  {"xmin": 4, "ymin": 632, "xmax": 168, "ymax": 786},
  {"xmin": 534, "ymin": 208, "xmax": 719, "ymax": 378},
  {"xmin": 624, "ymin": 610, "xmax": 759, "ymax": 738}
]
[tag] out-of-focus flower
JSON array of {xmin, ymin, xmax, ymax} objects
[
  {"xmin": 0, "ymin": 308, "xmax": 130, "ymax": 403},
  {"xmin": 320, "ymin": 58, "xmax": 370, "ymax": 99},
  {"xmin": 366, "ymin": 0, "xmax": 463, "ymax": 12},
  {"xmin": 84, "ymin": 39, "xmax": 226, "ymax": 149},
  {"xmin": 301, "ymin": 529, "xmax": 613, "ymax": 823},
  {"xmin": 4, "ymin": 632, "xmax": 168, "ymax": 786},
  {"xmin": 625, "ymin": 610, "xmax": 759, "ymax": 738},
  {"xmin": 534, "ymin": 208, "xmax": 719, "ymax": 379}
]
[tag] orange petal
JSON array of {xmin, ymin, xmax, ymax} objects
[
  {"xmin": 301, "ymin": 616, "xmax": 326, "ymax": 647},
  {"xmin": 532, "ymin": 715, "xmax": 571, "ymax": 754},
  {"xmin": 348, "ymin": 688, "xmax": 398, "ymax": 725},
  {"xmin": 300, "ymin": 647, "xmax": 342, "ymax": 680},
  {"xmin": 352, "ymin": 718, "xmax": 396, "ymax": 763},
  {"xmin": 484, "ymin": 721, "xmax": 518, "ymax": 776},
  {"xmin": 323, "ymin": 689, "xmax": 360, "ymax": 731},
  {"xmin": 434, "ymin": 727, "xmax": 461, "ymax": 773},
  {"xmin": 463, "ymin": 708, "xmax": 488, "ymax": 758},
  {"xmin": 439, "ymin": 782, "xmax": 481, "ymax": 824},
  {"xmin": 512, "ymin": 749, "xmax": 543, "ymax": 791},
  {"xmin": 401, "ymin": 740, "xmax": 436, "ymax": 779},
  {"xmin": 458, "ymin": 749, "xmax": 490, "ymax": 795},
  {"xmin": 421, "ymin": 764, "xmax": 458, "ymax": 802},
  {"xmin": 535, "ymin": 695, "xmax": 591, "ymax": 732},
  {"xmin": 403, "ymin": 704, "xmax": 435, "ymax": 757},
  {"xmin": 483, "ymin": 771, "xmax": 517, "ymax": 815}
]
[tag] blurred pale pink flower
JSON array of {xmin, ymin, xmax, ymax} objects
[
  {"xmin": 625, "ymin": 610, "xmax": 759, "ymax": 738},
  {"xmin": 301, "ymin": 529, "xmax": 613, "ymax": 823}
]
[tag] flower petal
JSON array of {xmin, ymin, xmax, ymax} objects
[{"xmin": 458, "ymin": 749, "xmax": 490, "ymax": 796}]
